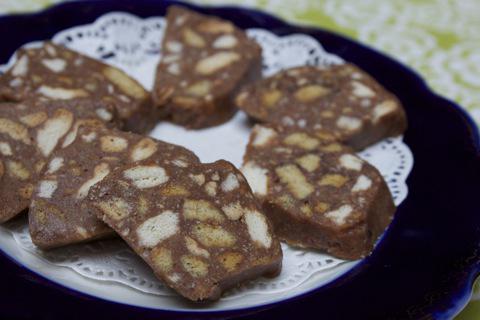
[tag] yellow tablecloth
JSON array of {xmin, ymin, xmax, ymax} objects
[{"xmin": 1, "ymin": 0, "xmax": 479, "ymax": 318}]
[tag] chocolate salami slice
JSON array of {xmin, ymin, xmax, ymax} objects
[
  {"xmin": 0, "ymin": 42, "xmax": 155, "ymax": 133},
  {"xmin": 0, "ymin": 98, "xmax": 119, "ymax": 223},
  {"xmin": 152, "ymin": 6, "xmax": 262, "ymax": 128},
  {"xmin": 88, "ymin": 158, "xmax": 282, "ymax": 301},
  {"xmin": 29, "ymin": 126, "xmax": 199, "ymax": 249},
  {"xmin": 235, "ymin": 64, "xmax": 407, "ymax": 150},
  {"xmin": 242, "ymin": 124, "xmax": 396, "ymax": 259}
]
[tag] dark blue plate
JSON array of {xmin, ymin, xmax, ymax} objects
[{"xmin": 1, "ymin": 0, "xmax": 480, "ymax": 319}]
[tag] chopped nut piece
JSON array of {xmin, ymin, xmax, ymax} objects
[
  {"xmin": 130, "ymin": 138, "xmax": 158, "ymax": 162},
  {"xmin": 294, "ymin": 85, "xmax": 329, "ymax": 102},
  {"xmin": 172, "ymin": 96, "xmax": 197, "ymax": 108},
  {"xmin": 222, "ymin": 201, "xmax": 244, "ymax": 220},
  {"xmin": 315, "ymin": 202, "xmax": 330, "ymax": 213},
  {"xmin": 261, "ymin": 90, "xmax": 282, "ymax": 108},
  {"xmin": 189, "ymin": 173, "xmax": 205, "ymax": 186},
  {"xmin": 163, "ymin": 54, "xmax": 180, "ymax": 64},
  {"xmin": 339, "ymin": 154, "xmax": 363, "ymax": 171},
  {"xmin": 12, "ymin": 55, "xmax": 29, "ymax": 76},
  {"xmin": 351, "ymin": 81, "xmax": 375, "ymax": 98},
  {"xmin": 244, "ymin": 210, "xmax": 272, "ymax": 248},
  {"xmin": 192, "ymin": 222, "xmax": 236, "ymax": 247},
  {"xmin": 185, "ymin": 80, "xmax": 211, "ymax": 97},
  {"xmin": 213, "ymin": 34, "xmax": 238, "ymax": 48},
  {"xmin": 166, "ymin": 41, "xmax": 183, "ymax": 53},
  {"xmin": 373, "ymin": 100, "xmax": 398, "ymax": 123},
  {"xmin": 46, "ymin": 157, "xmax": 64, "ymax": 174},
  {"xmin": 76, "ymin": 163, "xmax": 110, "ymax": 199},
  {"xmin": 0, "ymin": 118, "xmax": 31, "ymax": 145},
  {"xmin": 221, "ymin": 173, "xmax": 239, "ymax": 192},
  {"xmin": 167, "ymin": 63, "xmax": 180, "ymax": 75},
  {"xmin": 61, "ymin": 118, "xmax": 103, "ymax": 148},
  {"xmin": 315, "ymin": 131, "xmax": 336, "ymax": 141},
  {"xmin": 138, "ymin": 196, "xmax": 149, "ymax": 215},
  {"xmin": 0, "ymin": 141, "xmax": 13, "ymax": 156},
  {"xmin": 41, "ymin": 58, "xmax": 67, "ymax": 73},
  {"xmin": 301, "ymin": 204, "xmax": 312, "ymax": 216},
  {"xmin": 136, "ymin": 211, "xmax": 179, "ymax": 247},
  {"xmin": 274, "ymin": 194, "xmax": 295, "ymax": 210},
  {"xmin": 34, "ymin": 160, "xmax": 45, "ymax": 173},
  {"xmin": 321, "ymin": 110, "xmax": 335, "ymax": 118},
  {"xmin": 234, "ymin": 91, "xmax": 249, "ymax": 107},
  {"xmin": 211, "ymin": 172, "xmax": 220, "ymax": 181},
  {"xmin": 321, "ymin": 143, "xmax": 343, "ymax": 152},
  {"xmin": 352, "ymin": 175, "xmax": 372, "ymax": 192},
  {"xmin": 296, "ymin": 154, "xmax": 320, "ymax": 172},
  {"xmin": 76, "ymin": 226, "xmax": 89, "ymax": 239},
  {"xmin": 195, "ymin": 52, "xmax": 240, "ymax": 75},
  {"xmin": 241, "ymin": 162, "xmax": 268, "ymax": 196},
  {"xmin": 325, "ymin": 205, "xmax": 353, "ymax": 226},
  {"xmin": 37, "ymin": 85, "xmax": 88, "ymax": 100},
  {"xmin": 336, "ymin": 116, "xmax": 362, "ymax": 131},
  {"xmin": 102, "ymin": 67, "xmax": 147, "ymax": 100},
  {"xmin": 151, "ymin": 247, "xmax": 173, "ymax": 273},
  {"xmin": 204, "ymin": 181, "xmax": 217, "ymax": 196},
  {"xmin": 81, "ymin": 131, "xmax": 97, "ymax": 142},
  {"xmin": 124, "ymin": 165, "xmax": 169, "ymax": 189},
  {"xmin": 96, "ymin": 108, "xmax": 113, "ymax": 121},
  {"xmin": 181, "ymin": 255, "xmax": 208, "ymax": 277},
  {"xmin": 161, "ymin": 184, "xmax": 190, "ymax": 196},
  {"xmin": 36, "ymin": 108, "xmax": 73, "ymax": 156},
  {"xmin": 252, "ymin": 125, "xmax": 277, "ymax": 147},
  {"xmin": 6, "ymin": 161, "xmax": 30, "ymax": 180},
  {"xmin": 219, "ymin": 252, "xmax": 243, "ymax": 272},
  {"xmin": 37, "ymin": 180, "xmax": 58, "ymax": 198},
  {"xmin": 284, "ymin": 132, "xmax": 319, "ymax": 150},
  {"xmin": 275, "ymin": 164, "xmax": 314, "ymax": 199},
  {"xmin": 183, "ymin": 28, "xmax": 206, "ymax": 48},
  {"xmin": 100, "ymin": 135, "xmax": 128, "ymax": 152},
  {"xmin": 19, "ymin": 111, "xmax": 48, "ymax": 127},
  {"xmin": 96, "ymin": 197, "xmax": 132, "ymax": 221},
  {"xmin": 319, "ymin": 174, "xmax": 348, "ymax": 188},
  {"xmin": 185, "ymin": 236, "xmax": 210, "ymax": 258},
  {"xmin": 183, "ymin": 199, "xmax": 224, "ymax": 222},
  {"xmin": 172, "ymin": 158, "xmax": 189, "ymax": 168}
]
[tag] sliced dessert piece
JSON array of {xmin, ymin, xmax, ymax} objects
[
  {"xmin": 0, "ymin": 103, "xmax": 42, "ymax": 223},
  {"xmin": 29, "ymin": 126, "xmax": 199, "ymax": 249},
  {"xmin": 0, "ymin": 99, "xmax": 119, "ymax": 223},
  {"xmin": 88, "ymin": 159, "xmax": 282, "ymax": 301},
  {"xmin": 241, "ymin": 124, "xmax": 396, "ymax": 259},
  {"xmin": 152, "ymin": 5, "xmax": 262, "ymax": 128},
  {"xmin": 0, "ymin": 42, "xmax": 154, "ymax": 133},
  {"xmin": 235, "ymin": 64, "xmax": 407, "ymax": 150}
]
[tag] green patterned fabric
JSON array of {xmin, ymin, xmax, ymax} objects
[{"xmin": 1, "ymin": 0, "xmax": 479, "ymax": 318}]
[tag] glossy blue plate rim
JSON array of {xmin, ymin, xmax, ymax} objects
[{"xmin": 0, "ymin": 0, "xmax": 479, "ymax": 319}]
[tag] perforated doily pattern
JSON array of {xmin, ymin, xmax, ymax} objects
[{"xmin": 0, "ymin": 12, "xmax": 413, "ymax": 298}]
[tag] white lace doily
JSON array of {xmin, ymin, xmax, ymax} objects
[{"xmin": 0, "ymin": 12, "xmax": 413, "ymax": 299}]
